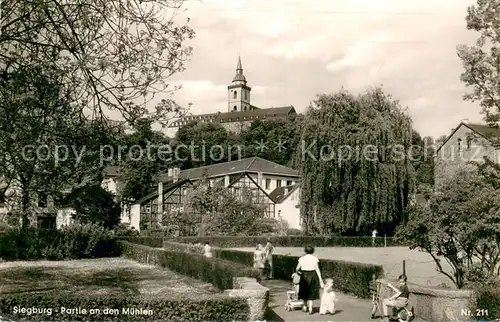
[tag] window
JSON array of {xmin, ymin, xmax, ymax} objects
[
  {"xmin": 243, "ymin": 106, "xmax": 247, "ymax": 111},
  {"xmin": 457, "ymin": 138, "xmax": 462, "ymax": 151},
  {"xmin": 38, "ymin": 192, "xmax": 47, "ymax": 208},
  {"xmin": 233, "ymin": 91, "xmax": 237, "ymax": 99},
  {"xmin": 286, "ymin": 180, "xmax": 292, "ymax": 186},
  {"xmin": 145, "ymin": 204, "xmax": 151, "ymax": 213},
  {"xmin": 244, "ymin": 91, "xmax": 248, "ymax": 100},
  {"xmin": 233, "ymin": 106, "xmax": 237, "ymax": 111},
  {"xmin": 265, "ymin": 179, "xmax": 271, "ymax": 189},
  {"xmin": 234, "ymin": 187, "xmax": 240, "ymax": 196},
  {"xmin": 276, "ymin": 180, "xmax": 281, "ymax": 188}
]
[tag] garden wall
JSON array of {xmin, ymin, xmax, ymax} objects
[
  {"xmin": 163, "ymin": 240, "xmax": 383, "ymax": 299},
  {"xmin": 120, "ymin": 241, "xmax": 269, "ymax": 320},
  {"xmin": 377, "ymin": 278, "xmax": 475, "ymax": 322},
  {"xmin": 165, "ymin": 235, "xmax": 404, "ymax": 247}
]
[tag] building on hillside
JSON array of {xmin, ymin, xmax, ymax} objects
[
  {"xmin": 127, "ymin": 156, "xmax": 301, "ymax": 232},
  {"xmin": 434, "ymin": 121, "xmax": 500, "ymax": 188},
  {"xmin": 167, "ymin": 56, "xmax": 297, "ymax": 134}
]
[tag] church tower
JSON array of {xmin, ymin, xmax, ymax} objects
[{"xmin": 228, "ymin": 56, "xmax": 251, "ymax": 112}]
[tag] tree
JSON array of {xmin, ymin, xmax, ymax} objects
[
  {"xmin": 411, "ymin": 132, "xmax": 435, "ymax": 191},
  {"xmin": 63, "ymin": 184, "xmax": 121, "ymax": 229},
  {"xmin": 174, "ymin": 121, "xmax": 239, "ymax": 169},
  {"xmin": 298, "ymin": 88, "xmax": 416, "ymax": 235},
  {"xmin": 457, "ymin": 0, "xmax": 500, "ymax": 125},
  {"xmin": 0, "ymin": 67, "xmax": 114, "ymax": 228},
  {"xmin": 0, "ymin": 0, "xmax": 194, "ymax": 125},
  {"xmin": 118, "ymin": 118, "xmax": 171, "ymax": 203},
  {"xmin": 397, "ymin": 163, "xmax": 500, "ymax": 288},
  {"xmin": 239, "ymin": 115, "xmax": 303, "ymax": 167},
  {"xmin": 184, "ymin": 180, "xmax": 266, "ymax": 236}
]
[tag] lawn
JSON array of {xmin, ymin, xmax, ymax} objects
[
  {"xmin": 0, "ymin": 258, "xmax": 218, "ymax": 297},
  {"xmin": 231, "ymin": 246, "xmax": 455, "ymax": 288}
]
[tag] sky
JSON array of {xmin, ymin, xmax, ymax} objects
[{"xmin": 162, "ymin": 0, "xmax": 482, "ymax": 139}]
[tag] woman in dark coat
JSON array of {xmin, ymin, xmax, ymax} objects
[{"xmin": 296, "ymin": 246, "xmax": 324, "ymax": 314}]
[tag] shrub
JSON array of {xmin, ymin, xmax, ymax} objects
[
  {"xmin": 120, "ymin": 241, "xmax": 261, "ymax": 290},
  {"xmin": 0, "ymin": 224, "xmax": 120, "ymax": 260},
  {"xmin": 113, "ymin": 223, "xmax": 139, "ymax": 237},
  {"xmin": 213, "ymin": 248, "xmax": 383, "ymax": 298},
  {"xmin": 473, "ymin": 287, "xmax": 500, "ymax": 320},
  {"xmin": 166, "ymin": 235, "xmax": 404, "ymax": 247},
  {"xmin": 0, "ymin": 292, "xmax": 249, "ymax": 321}
]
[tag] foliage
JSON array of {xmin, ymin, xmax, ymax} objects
[
  {"xmin": 457, "ymin": 0, "xmax": 500, "ymax": 125},
  {"xmin": 0, "ymin": 68, "xmax": 116, "ymax": 228},
  {"xmin": 397, "ymin": 165, "xmax": 500, "ymax": 288},
  {"xmin": 183, "ymin": 180, "xmax": 266, "ymax": 236},
  {"xmin": 239, "ymin": 115, "xmax": 304, "ymax": 167},
  {"xmin": 174, "ymin": 115, "xmax": 303, "ymax": 168},
  {"xmin": 298, "ymin": 88, "xmax": 416, "ymax": 235},
  {"xmin": 209, "ymin": 246, "xmax": 383, "ymax": 299},
  {"xmin": 174, "ymin": 122, "xmax": 240, "ymax": 169},
  {"xmin": 411, "ymin": 132, "xmax": 435, "ymax": 188},
  {"xmin": 63, "ymin": 184, "xmax": 121, "ymax": 229},
  {"xmin": 113, "ymin": 223, "xmax": 139, "ymax": 237},
  {"xmin": 120, "ymin": 241, "xmax": 261, "ymax": 290},
  {"xmin": 0, "ymin": 293, "xmax": 249, "ymax": 321},
  {"xmin": 0, "ymin": 0, "xmax": 194, "ymax": 125},
  {"xmin": 165, "ymin": 236, "xmax": 405, "ymax": 247},
  {"xmin": 473, "ymin": 287, "xmax": 500, "ymax": 320},
  {"xmin": 0, "ymin": 224, "xmax": 120, "ymax": 260},
  {"xmin": 118, "ymin": 119, "xmax": 172, "ymax": 204}
]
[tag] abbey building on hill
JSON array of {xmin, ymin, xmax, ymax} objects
[{"xmin": 168, "ymin": 56, "xmax": 297, "ymax": 133}]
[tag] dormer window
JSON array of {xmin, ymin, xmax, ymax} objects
[{"xmin": 457, "ymin": 138, "xmax": 462, "ymax": 151}]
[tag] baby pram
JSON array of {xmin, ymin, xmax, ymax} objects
[{"xmin": 284, "ymin": 290, "xmax": 303, "ymax": 311}]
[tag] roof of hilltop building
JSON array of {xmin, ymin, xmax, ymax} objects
[
  {"xmin": 168, "ymin": 105, "xmax": 296, "ymax": 128},
  {"xmin": 159, "ymin": 156, "xmax": 300, "ymax": 182},
  {"xmin": 436, "ymin": 122, "xmax": 500, "ymax": 153}
]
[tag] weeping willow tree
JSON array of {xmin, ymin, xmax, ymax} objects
[{"xmin": 298, "ymin": 88, "xmax": 417, "ymax": 235}]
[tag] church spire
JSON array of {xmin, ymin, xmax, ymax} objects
[{"xmin": 232, "ymin": 55, "xmax": 246, "ymax": 83}]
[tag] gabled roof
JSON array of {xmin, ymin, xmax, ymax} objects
[
  {"xmin": 268, "ymin": 184, "xmax": 299, "ymax": 203},
  {"xmin": 436, "ymin": 122, "xmax": 500, "ymax": 153},
  {"xmin": 134, "ymin": 179, "xmax": 192, "ymax": 205},
  {"xmin": 160, "ymin": 157, "xmax": 299, "ymax": 182},
  {"xmin": 227, "ymin": 172, "xmax": 274, "ymax": 202}
]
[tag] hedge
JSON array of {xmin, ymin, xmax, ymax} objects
[
  {"xmin": 204, "ymin": 246, "xmax": 383, "ymax": 299},
  {"xmin": 120, "ymin": 241, "xmax": 261, "ymax": 290},
  {"xmin": 0, "ymin": 292, "xmax": 249, "ymax": 321},
  {"xmin": 166, "ymin": 236, "xmax": 404, "ymax": 247},
  {"xmin": 120, "ymin": 237, "xmax": 164, "ymax": 248},
  {"xmin": 0, "ymin": 224, "xmax": 120, "ymax": 260}
]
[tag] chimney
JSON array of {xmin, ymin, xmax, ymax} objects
[
  {"xmin": 172, "ymin": 167, "xmax": 180, "ymax": 183},
  {"xmin": 257, "ymin": 172, "xmax": 263, "ymax": 187}
]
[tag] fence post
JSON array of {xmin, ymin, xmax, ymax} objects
[{"xmin": 402, "ymin": 260, "xmax": 406, "ymax": 276}]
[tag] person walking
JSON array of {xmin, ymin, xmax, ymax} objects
[
  {"xmin": 264, "ymin": 239, "xmax": 274, "ymax": 279},
  {"xmin": 253, "ymin": 244, "xmax": 266, "ymax": 279},
  {"xmin": 372, "ymin": 229, "xmax": 378, "ymax": 246},
  {"xmin": 203, "ymin": 241, "xmax": 212, "ymax": 258},
  {"xmin": 296, "ymin": 246, "xmax": 324, "ymax": 315}
]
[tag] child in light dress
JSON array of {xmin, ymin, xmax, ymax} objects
[
  {"xmin": 291, "ymin": 271, "xmax": 301, "ymax": 295},
  {"xmin": 319, "ymin": 278, "xmax": 338, "ymax": 315}
]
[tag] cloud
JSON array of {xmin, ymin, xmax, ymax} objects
[{"xmin": 160, "ymin": 0, "xmax": 483, "ymax": 139}]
